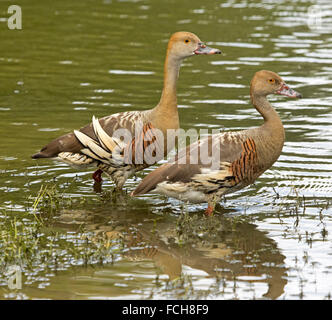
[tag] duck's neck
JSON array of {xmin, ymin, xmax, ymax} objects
[
  {"xmin": 156, "ymin": 53, "xmax": 182, "ymax": 114},
  {"xmin": 250, "ymin": 92, "xmax": 285, "ymax": 166},
  {"xmin": 250, "ymin": 92, "xmax": 282, "ymax": 126}
]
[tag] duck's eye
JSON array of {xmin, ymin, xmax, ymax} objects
[
  {"xmin": 269, "ymin": 78, "xmax": 275, "ymax": 83},
  {"xmin": 184, "ymin": 39, "xmax": 190, "ymax": 44}
]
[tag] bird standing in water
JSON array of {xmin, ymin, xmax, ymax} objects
[
  {"xmin": 131, "ymin": 70, "xmax": 302, "ymax": 215},
  {"xmin": 31, "ymin": 32, "xmax": 221, "ymax": 190}
]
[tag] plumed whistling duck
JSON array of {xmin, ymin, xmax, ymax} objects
[
  {"xmin": 131, "ymin": 70, "xmax": 302, "ymax": 215},
  {"xmin": 32, "ymin": 32, "xmax": 221, "ymax": 189}
]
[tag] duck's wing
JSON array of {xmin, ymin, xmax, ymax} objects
[
  {"xmin": 70, "ymin": 116, "xmax": 163, "ymax": 168},
  {"xmin": 31, "ymin": 111, "xmax": 142, "ymax": 159},
  {"xmin": 132, "ymin": 132, "xmax": 259, "ymax": 196},
  {"xmin": 32, "ymin": 110, "xmax": 163, "ymax": 168}
]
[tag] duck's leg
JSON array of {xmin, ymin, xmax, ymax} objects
[
  {"xmin": 113, "ymin": 170, "xmax": 131, "ymax": 193},
  {"xmin": 204, "ymin": 203, "xmax": 216, "ymax": 216},
  {"xmin": 92, "ymin": 169, "xmax": 103, "ymax": 183},
  {"xmin": 93, "ymin": 181, "xmax": 102, "ymax": 193},
  {"xmin": 205, "ymin": 195, "xmax": 219, "ymax": 216},
  {"xmin": 114, "ymin": 178, "xmax": 126, "ymax": 193}
]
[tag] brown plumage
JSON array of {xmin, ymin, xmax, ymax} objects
[
  {"xmin": 31, "ymin": 32, "xmax": 221, "ymax": 189},
  {"xmin": 230, "ymin": 138, "xmax": 258, "ymax": 185},
  {"xmin": 132, "ymin": 70, "xmax": 302, "ymax": 215}
]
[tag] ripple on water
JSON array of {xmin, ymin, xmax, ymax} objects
[{"xmin": 108, "ymin": 69, "xmax": 155, "ymax": 75}]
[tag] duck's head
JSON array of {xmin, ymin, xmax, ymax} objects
[
  {"xmin": 167, "ymin": 31, "xmax": 221, "ymax": 60},
  {"xmin": 251, "ymin": 70, "xmax": 302, "ymax": 98}
]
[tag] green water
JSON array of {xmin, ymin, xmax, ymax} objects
[{"xmin": 1, "ymin": 0, "xmax": 332, "ymax": 299}]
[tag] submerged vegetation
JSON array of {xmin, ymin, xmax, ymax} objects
[
  {"xmin": 1, "ymin": 180, "xmax": 331, "ymax": 299},
  {"xmin": 0, "ymin": 183, "xmax": 126, "ymax": 298},
  {"xmin": 0, "ymin": 212, "xmax": 123, "ymax": 295}
]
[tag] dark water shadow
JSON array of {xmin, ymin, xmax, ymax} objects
[{"xmin": 40, "ymin": 195, "xmax": 288, "ymax": 300}]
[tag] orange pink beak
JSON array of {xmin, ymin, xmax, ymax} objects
[
  {"xmin": 194, "ymin": 43, "xmax": 221, "ymax": 55},
  {"xmin": 276, "ymin": 83, "xmax": 302, "ymax": 98}
]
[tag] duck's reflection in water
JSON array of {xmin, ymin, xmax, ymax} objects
[{"xmin": 54, "ymin": 204, "xmax": 287, "ymax": 300}]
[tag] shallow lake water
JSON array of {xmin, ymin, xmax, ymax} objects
[{"xmin": 1, "ymin": 0, "xmax": 332, "ymax": 299}]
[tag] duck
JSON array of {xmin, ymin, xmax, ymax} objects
[
  {"xmin": 31, "ymin": 32, "xmax": 221, "ymax": 190},
  {"xmin": 131, "ymin": 70, "xmax": 302, "ymax": 215}
]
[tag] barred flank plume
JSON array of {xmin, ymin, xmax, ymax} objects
[
  {"xmin": 58, "ymin": 152, "xmax": 95, "ymax": 167},
  {"xmin": 132, "ymin": 135, "xmax": 262, "ymax": 200},
  {"xmin": 230, "ymin": 138, "xmax": 258, "ymax": 184},
  {"xmin": 73, "ymin": 116, "xmax": 125, "ymax": 167},
  {"xmin": 68, "ymin": 116, "xmax": 164, "ymax": 169}
]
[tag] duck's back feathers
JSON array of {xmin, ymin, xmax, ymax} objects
[
  {"xmin": 31, "ymin": 110, "xmax": 147, "ymax": 161},
  {"xmin": 31, "ymin": 131, "xmax": 82, "ymax": 159},
  {"xmin": 132, "ymin": 132, "xmax": 261, "ymax": 198}
]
